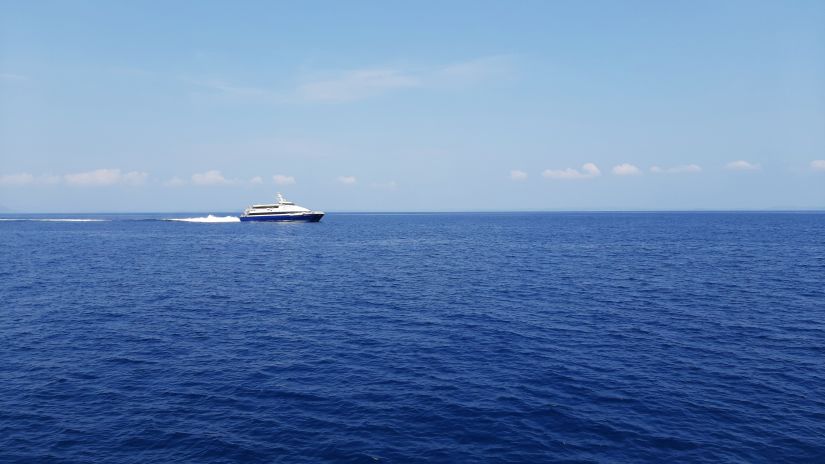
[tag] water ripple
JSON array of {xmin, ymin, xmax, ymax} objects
[{"xmin": 1, "ymin": 212, "xmax": 824, "ymax": 463}]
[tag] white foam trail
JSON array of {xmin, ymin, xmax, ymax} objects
[
  {"xmin": 0, "ymin": 218, "xmax": 109, "ymax": 222},
  {"xmin": 167, "ymin": 215, "xmax": 240, "ymax": 223}
]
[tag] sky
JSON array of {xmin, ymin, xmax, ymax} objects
[{"xmin": 1, "ymin": 0, "xmax": 824, "ymax": 212}]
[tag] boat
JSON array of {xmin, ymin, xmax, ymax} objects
[{"xmin": 240, "ymin": 193, "xmax": 324, "ymax": 222}]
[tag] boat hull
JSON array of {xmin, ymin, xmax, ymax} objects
[{"xmin": 240, "ymin": 213, "xmax": 324, "ymax": 222}]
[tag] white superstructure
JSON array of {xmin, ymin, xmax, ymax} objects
[{"xmin": 240, "ymin": 193, "xmax": 324, "ymax": 222}]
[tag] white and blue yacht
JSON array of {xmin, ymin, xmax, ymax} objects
[{"xmin": 240, "ymin": 193, "xmax": 324, "ymax": 222}]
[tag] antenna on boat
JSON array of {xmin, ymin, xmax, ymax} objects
[{"xmin": 276, "ymin": 192, "xmax": 285, "ymax": 203}]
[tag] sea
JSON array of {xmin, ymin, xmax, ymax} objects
[{"xmin": 1, "ymin": 212, "xmax": 824, "ymax": 463}]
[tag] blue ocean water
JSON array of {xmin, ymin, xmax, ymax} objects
[{"xmin": 1, "ymin": 212, "xmax": 824, "ymax": 463}]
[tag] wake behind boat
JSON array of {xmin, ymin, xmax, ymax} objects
[{"xmin": 240, "ymin": 193, "xmax": 324, "ymax": 222}]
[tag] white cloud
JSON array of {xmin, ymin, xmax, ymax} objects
[
  {"xmin": 542, "ymin": 163, "xmax": 601, "ymax": 180},
  {"xmin": 187, "ymin": 56, "xmax": 514, "ymax": 105},
  {"xmin": 64, "ymin": 169, "xmax": 121, "ymax": 186},
  {"xmin": 164, "ymin": 176, "xmax": 186, "ymax": 187},
  {"xmin": 650, "ymin": 164, "xmax": 702, "ymax": 174},
  {"xmin": 337, "ymin": 175, "xmax": 357, "ymax": 185},
  {"xmin": 63, "ymin": 168, "xmax": 147, "ymax": 186},
  {"xmin": 298, "ymin": 68, "xmax": 420, "ymax": 103},
  {"xmin": 299, "ymin": 57, "xmax": 512, "ymax": 103},
  {"xmin": 725, "ymin": 160, "xmax": 761, "ymax": 171},
  {"xmin": 273, "ymin": 174, "xmax": 296, "ymax": 185},
  {"xmin": 191, "ymin": 170, "xmax": 231, "ymax": 186},
  {"xmin": 0, "ymin": 173, "xmax": 64, "ymax": 186},
  {"xmin": 0, "ymin": 73, "xmax": 27, "ymax": 82},
  {"xmin": 612, "ymin": 163, "xmax": 642, "ymax": 176},
  {"xmin": 185, "ymin": 78, "xmax": 280, "ymax": 103},
  {"xmin": 38, "ymin": 175, "xmax": 61, "ymax": 184},
  {"xmin": 371, "ymin": 180, "xmax": 397, "ymax": 190},
  {"xmin": 435, "ymin": 55, "xmax": 514, "ymax": 84},
  {"xmin": 0, "ymin": 173, "xmax": 35, "ymax": 186},
  {"xmin": 122, "ymin": 171, "xmax": 149, "ymax": 185},
  {"xmin": 3, "ymin": 170, "xmax": 146, "ymax": 187},
  {"xmin": 811, "ymin": 160, "xmax": 825, "ymax": 172},
  {"xmin": 249, "ymin": 176, "xmax": 263, "ymax": 184},
  {"xmin": 509, "ymin": 170, "xmax": 528, "ymax": 181}
]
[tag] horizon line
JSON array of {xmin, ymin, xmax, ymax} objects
[{"xmin": 2, "ymin": 208, "xmax": 825, "ymax": 215}]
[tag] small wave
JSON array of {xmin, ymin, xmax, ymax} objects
[
  {"xmin": 166, "ymin": 215, "xmax": 240, "ymax": 223},
  {"xmin": 0, "ymin": 218, "xmax": 109, "ymax": 222}
]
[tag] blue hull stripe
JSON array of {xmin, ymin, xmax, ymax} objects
[{"xmin": 240, "ymin": 213, "xmax": 324, "ymax": 222}]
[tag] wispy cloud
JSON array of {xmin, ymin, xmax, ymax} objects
[
  {"xmin": 650, "ymin": 164, "xmax": 702, "ymax": 174},
  {"xmin": 185, "ymin": 78, "xmax": 281, "ymax": 103},
  {"xmin": 38, "ymin": 175, "xmax": 61, "ymax": 185},
  {"xmin": 0, "ymin": 173, "xmax": 35, "ymax": 186},
  {"xmin": 273, "ymin": 174, "xmax": 296, "ymax": 185},
  {"xmin": 612, "ymin": 163, "xmax": 642, "ymax": 176},
  {"xmin": 169, "ymin": 172, "xmax": 265, "ymax": 187},
  {"xmin": 187, "ymin": 55, "xmax": 514, "ymax": 104},
  {"xmin": 542, "ymin": 163, "xmax": 601, "ymax": 180},
  {"xmin": 0, "ymin": 173, "xmax": 63, "ymax": 186},
  {"xmin": 122, "ymin": 171, "xmax": 149, "ymax": 185},
  {"xmin": 0, "ymin": 73, "xmax": 27, "ymax": 82},
  {"xmin": 191, "ymin": 170, "xmax": 231, "ymax": 186},
  {"xmin": 164, "ymin": 176, "xmax": 186, "ymax": 187},
  {"xmin": 299, "ymin": 56, "xmax": 513, "ymax": 103},
  {"xmin": 509, "ymin": 170, "xmax": 528, "ymax": 181},
  {"xmin": 6, "ymin": 170, "xmax": 272, "ymax": 188},
  {"xmin": 64, "ymin": 169, "xmax": 148, "ymax": 186},
  {"xmin": 811, "ymin": 160, "xmax": 825, "ymax": 172},
  {"xmin": 298, "ymin": 69, "xmax": 420, "ymax": 103},
  {"xmin": 725, "ymin": 160, "xmax": 761, "ymax": 171},
  {"xmin": 371, "ymin": 180, "xmax": 397, "ymax": 190},
  {"xmin": 65, "ymin": 169, "xmax": 120, "ymax": 186},
  {"xmin": 337, "ymin": 175, "xmax": 357, "ymax": 185},
  {"xmin": 434, "ymin": 55, "xmax": 514, "ymax": 86}
]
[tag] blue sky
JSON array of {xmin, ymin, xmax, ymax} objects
[{"xmin": 1, "ymin": 0, "xmax": 824, "ymax": 212}]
